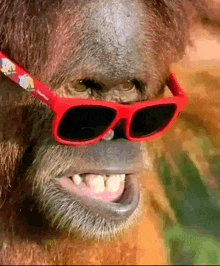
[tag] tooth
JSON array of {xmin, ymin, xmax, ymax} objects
[
  {"xmin": 106, "ymin": 175, "xmax": 121, "ymax": 193},
  {"xmin": 85, "ymin": 175, "xmax": 105, "ymax": 194},
  {"xmin": 120, "ymin": 174, "xmax": 126, "ymax": 182},
  {"xmin": 72, "ymin": 174, "xmax": 82, "ymax": 185}
]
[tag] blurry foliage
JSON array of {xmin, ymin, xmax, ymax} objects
[{"xmin": 147, "ymin": 70, "xmax": 220, "ymax": 264}]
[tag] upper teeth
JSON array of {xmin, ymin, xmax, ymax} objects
[
  {"xmin": 71, "ymin": 174, "xmax": 125, "ymax": 194},
  {"xmin": 106, "ymin": 175, "xmax": 121, "ymax": 193},
  {"xmin": 85, "ymin": 175, "xmax": 105, "ymax": 194},
  {"xmin": 72, "ymin": 174, "xmax": 82, "ymax": 185}
]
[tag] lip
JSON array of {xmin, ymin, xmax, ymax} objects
[
  {"xmin": 55, "ymin": 140, "xmax": 144, "ymax": 176},
  {"xmin": 57, "ymin": 173, "xmax": 140, "ymax": 220},
  {"xmin": 78, "ymin": 174, "xmax": 140, "ymax": 219},
  {"xmin": 61, "ymin": 169, "xmax": 141, "ymax": 176}
]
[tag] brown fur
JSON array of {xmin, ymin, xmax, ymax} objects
[{"xmin": 0, "ymin": 0, "xmax": 219, "ymax": 264}]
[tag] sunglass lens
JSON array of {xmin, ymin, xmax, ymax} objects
[
  {"xmin": 130, "ymin": 104, "xmax": 176, "ymax": 137},
  {"xmin": 58, "ymin": 106, "xmax": 116, "ymax": 141}
]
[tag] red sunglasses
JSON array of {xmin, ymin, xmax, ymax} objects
[{"xmin": 0, "ymin": 51, "xmax": 188, "ymax": 146}]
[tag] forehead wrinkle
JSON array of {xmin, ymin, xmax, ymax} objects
[
  {"xmin": 47, "ymin": 1, "xmax": 153, "ymax": 89},
  {"xmin": 41, "ymin": 5, "xmax": 83, "ymax": 88},
  {"xmin": 86, "ymin": 2, "xmax": 141, "ymax": 56},
  {"xmin": 72, "ymin": 1, "xmax": 147, "ymax": 79},
  {"xmin": 96, "ymin": 1, "xmax": 141, "ymax": 47}
]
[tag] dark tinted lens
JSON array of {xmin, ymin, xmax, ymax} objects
[
  {"xmin": 58, "ymin": 106, "xmax": 116, "ymax": 141},
  {"xmin": 130, "ymin": 104, "xmax": 176, "ymax": 137}
]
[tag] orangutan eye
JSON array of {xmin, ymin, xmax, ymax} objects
[
  {"xmin": 122, "ymin": 80, "xmax": 135, "ymax": 91},
  {"xmin": 118, "ymin": 79, "xmax": 144, "ymax": 94},
  {"xmin": 74, "ymin": 80, "xmax": 88, "ymax": 92},
  {"xmin": 74, "ymin": 79, "xmax": 103, "ymax": 92}
]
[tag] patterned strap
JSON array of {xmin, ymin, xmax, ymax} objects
[
  {"xmin": 0, "ymin": 51, "xmax": 55, "ymax": 107},
  {"xmin": 0, "ymin": 51, "xmax": 35, "ymax": 92}
]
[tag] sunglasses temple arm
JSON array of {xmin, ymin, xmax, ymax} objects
[
  {"xmin": 168, "ymin": 73, "xmax": 188, "ymax": 107},
  {"xmin": 32, "ymin": 80, "xmax": 56, "ymax": 108},
  {"xmin": 168, "ymin": 74, "xmax": 186, "ymax": 96},
  {"xmin": 0, "ymin": 51, "xmax": 55, "ymax": 108}
]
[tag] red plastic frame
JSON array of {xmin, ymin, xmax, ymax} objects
[{"xmin": 0, "ymin": 51, "xmax": 188, "ymax": 146}]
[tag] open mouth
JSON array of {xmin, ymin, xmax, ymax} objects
[
  {"xmin": 58, "ymin": 174, "xmax": 126, "ymax": 202},
  {"xmin": 56, "ymin": 170, "xmax": 140, "ymax": 222},
  {"xmin": 49, "ymin": 171, "xmax": 140, "ymax": 239}
]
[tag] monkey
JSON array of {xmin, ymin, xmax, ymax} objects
[{"xmin": 0, "ymin": 0, "xmax": 219, "ymax": 264}]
